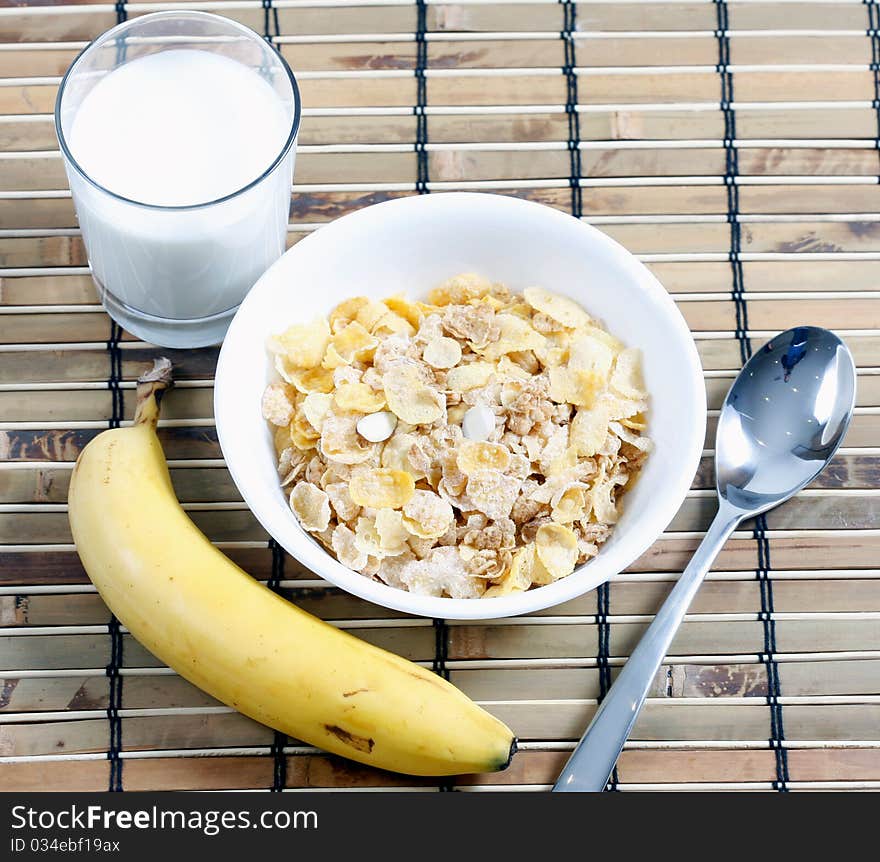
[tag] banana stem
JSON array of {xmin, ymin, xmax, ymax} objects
[{"xmin": 133, "ymin": 358, "xmax": 174, "ymax": 428}]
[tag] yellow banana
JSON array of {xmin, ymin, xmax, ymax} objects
[{"xmin": 68, "ymin": 359, "xmax": 515, "ymax": 776}]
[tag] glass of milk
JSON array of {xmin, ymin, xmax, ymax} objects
[{"xmin": 55, "ymin": 12, "xmax": 300, "ymax": 348}]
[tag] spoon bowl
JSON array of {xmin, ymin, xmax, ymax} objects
[{"xmin": 717, "ymin": 326, "xmax": 856, "ymax": 514}]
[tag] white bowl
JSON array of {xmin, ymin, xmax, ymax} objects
[{"xmin": 215, "ymin": 193, "xmax": 706, "ymax": 620}]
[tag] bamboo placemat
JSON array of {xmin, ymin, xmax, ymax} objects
[{"xmin": 1, "ymin": 0, "xmax": 879, "ymax": 793}]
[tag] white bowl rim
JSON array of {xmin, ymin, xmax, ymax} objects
[{"xmin": 215, "ymin": 192, "xmax": 707, "ymax": 620}]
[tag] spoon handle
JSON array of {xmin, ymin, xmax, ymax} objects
[{"xmin": 553, "ymin": 502, "xmax": 742, "ymax": 792}]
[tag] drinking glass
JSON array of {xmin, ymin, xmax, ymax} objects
[{"xmin": 55, "ymin": 11, "xmax": 300, "ymax": 348}]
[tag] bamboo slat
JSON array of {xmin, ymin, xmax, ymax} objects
[{"xmin": 1, "ymin": 0, "xmax": 879, "ymax": 793}]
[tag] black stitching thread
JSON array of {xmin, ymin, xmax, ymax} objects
[
  {"xmin": 114, "ymin": 2, "xmax": 127, "ymax": 65},
  {"xmin": 755, "ymin": 514, "xmax": 789, "ymax": 790},
  {"xmin": 262, "ymin": 0, "xmax": 281, "ymax": 44},
  {"xmin": 106, "ymin": 323, "xmax": 123, "ymax": 431},
  {"xmin": 106, "ymin": 619, "xmax": 124, "ymax": 792},
  {"xmin": 415, "ymin": 0, "xmax": 429, "ymax": 194},
  {"xmin": 262, "ymin": 0, "xmax": 285, "ymax": 791},
  {"xmin": 596, "ymin": 582, "xmax": 618, "ymax": 790},
  {"xmin": 560, "ymin": 0, "xmax": 582, "ymax": 218},
  {"xmin": 432, "ymin": 619, "xmax": 454, "ymax": 791},
  {"xmin": 432, "ymin": 618, "xmax": 449, "ymax": 682},
  {"xmin": 867, "ymin": 2, "xmax": 880, "ymax": 159},
  {"xmin": 267, "ymin": 539, "xmax": 288, "ymax": 792},
  {"xmin": 714, "ymin": 1, "xmax": 749, "ymax": 366},
  {"xmin": 105, "ymin": 0, "xmax": 127, "ymax": 791},
  {"xmin": 105, "ymin": 320, "xmax": 124, "ymax": 791},
  {"xmin": 414, "ymin": 1, "xmax": 446, "ymax": 790}
]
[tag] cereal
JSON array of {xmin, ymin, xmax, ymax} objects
[
  {"xmin": 287, "ymin": 365, "xmax": 335, "ymax": 395},
  {"xmin": 523, "ymin": 287, "xmax": 591, "ymax": 330},
  {"xmin": 355, "ymin": 298, "xmax": 392, "ymax": 333},
  {"xmin": 261, "ymin": 382, "xmax": 295, "ymax": 427},
  {"xmin": 290, "ymin": 482, "xmax": 331, "ymax": 533},
  {"xmin": 484, "ymin": 544, "xmax": 535, "ymax": 597},
  {"xmin": 325, "ymin": 482, "xmax": 360, "ymax": 523},
  {"xmin": 570, "ymin": 400, "xmax": 614, "ymax": 458},
  {"xmin": 356, "ymin": 410, "xmax": 398, "ymax": 443},
  {"xmin": 320, "ymin": 413, "xmax": 374, "ymax": 465},
  {"xmin": 329, "ymin": 297, "xmax": 370, "ymax": 332},
  {"xmin": 457, "ymin": 440, "xmax": 510, "ymax": 475},
  {"xmin": 461, "ymin": 404, "xmax": 496, "ymax": 441},
  {"xmin": 402, "ymin": 490, "xmax": 454, "ymax": 539},
  {"xmin": 550, "ymin": 483, "xmax": 588, "ymax": 524},
  {"xmin": 349, "ymin": 468, "xmax": 415, "ymax": 509},
  {"xmin": 381, "ymin": 431, "xmax": 421, "ymax": 476},
  {"xmin": 466, "ymin": 470, "xmax": 521, "ymax": 520},
  {"xmin": 445, "ymin": 361, "xmax": 497, "ymax": 394},
  {"xmin": 330, "ymin": 321, "xmax": 378, "ymax": 365},
  {"xmin": 373, "ymin": 312, "xmax": 415, "ymax": 337},
  {"xmin": 374, "ymin": 508, "xmax": 410, "ymax": 556},
  {"xmin": 534, "ymin": 522, "xmax": 579, "ymax": 580},
  {"xmin": 264, "ymin": 275, "xmax": 650, "ymax": 598},
  {"xmin": 548, "ymin": 366, "xmax": 604, "ymax": 409},
  {"xmin": 268, "ymin": 317, "xmax": 330, "ymax": 370},
  {"xmin": 334, "ymin": 382, "xmax": 386, "ymax": 413},
  {"xmin": 383, "ymin": 364, "xmax": 444, "ymax": 425},
  {"xmin": 353, "ymin": 516, "xmax": 383, "ymax": 558},
  {"xmin": 569, "ymin": 334, "xmax": 614, "ymax": 379},
  {"xmin": 383, "ymin": 295, "xmax": 424, "ymax": 329},
  {"xmin": 478, "ymin": 314, "xmax": 546, "ymax": 360},
  {"xmin": 301, "ymin": 393, "xmax": 334, "ymax": 433},
  {"xmin": 423, "ymin": 336, "xmax": 462, "ymax": 369},
  {"xmin": 331, "ymin": 523, "xmax": 367, "ymax": 571}
]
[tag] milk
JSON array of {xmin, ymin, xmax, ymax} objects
[{"xmin": 63, "ymin": 49, "xmax": 296, "ymax": 346}]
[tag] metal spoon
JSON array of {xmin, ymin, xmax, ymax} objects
[{"xmin": 553, "ymin": 326, "xmax": 856, "ymax": 792}]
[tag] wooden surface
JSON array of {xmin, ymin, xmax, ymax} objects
[{"xmin": 1, "ymin": 0, "xmax": 880, "ymax": 792}]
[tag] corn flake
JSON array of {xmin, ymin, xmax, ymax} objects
[
  {"xmin": 331, "ymin": 523, "xmax": 368, "ymax": 570},
  {"xmin": 548, "ymin": 366, "xmax": 604, "ymax": 409},
  {"xmin": 302, "ymin": 393, "xmax": 334, "ymax": 433},
  {"xmin": 446, "ymin": 361, "xmax": 496, "ymax": 393},
  {"xmin": 610, "ymin": 348, "xmax": 647, "ymax": 400},
  {"xmin": 290, "ymin": 482, "xmax": 331, "ymax": 533},
  {"xmin": 484, "ymin": 544, "xmax": 535, "ymax": 598},
  {"xmin": 570, "ymin": 400, "xmax": 613, "ymax": 458},
  {"xmin": 523, "ymin": 287, "xmax": 591, "ymax": 330},
  {"xmin": 402, "ymin": 490, "xmax": 455, "ymax": 539},
  {"xmin": 288, "ymin": 365, "xmax": 335, "ymax": 395},
  {"xmin": 269, "ymin": 317, "xmax": 330, "ymax": 370},
  {"xmin": 550, "ymin": 483, "xmax": 588, "ymax": 524},
  {"xmin": 383, "ymin": 364, "xmax": 444, "ymax": 425},
  {"xmin": 535, "ymin": 522, "xmax": 579, "ymax": 580},
  {"xmin": 261, "ymin": 382, "xmax": 295, "ymax": 427},
  {"xmin": 349, "ymin": 468, "xmax": 415, "ymax": 509},
  {"xmin": 383, "ymin": 295, "xmax": 424, "ymax": 329},
  {"xmin": 374, "ymin": 508, "xmax": 411, "ymax": 556},
  {"xmin": 355, "ymin": 298, "xmax": 393, "ymax": 333},
  {"xmin": 466, "ymin": 470, "xmax": 521, "ymax": 520},
  {"xmin": 320, "ymin": 413, "xmax": 374, "ymax": 464},
  {"xmin": 457, "ymin": 440, "xmax": 510, "ymax": 475},
  {"xmin": 478, "ymin": 314, "xmax": 546, "ymax": 360},
  {"xmin": 330, "ymin": 321, "xmax": 378, "ymax": 364},
  {"xmin": 335, "ymin": 382, "xmax": 387, "ymax": 413},
  {"xmin": 329, "ymin": 297, "xmax": 370, "ymax": 332}
]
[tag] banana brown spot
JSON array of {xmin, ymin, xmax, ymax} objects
[
  {"xmin": 324, "ymin": 724, "xmax": 375, "ymax": 753},
  {"xmin": 342, "ymin": 689, "xmax": 369, "ymax": 697}
]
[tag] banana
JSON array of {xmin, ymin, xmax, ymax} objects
[{"xmin": 68, "ymin": 359, "xmax": 515, "ymax": 776}]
